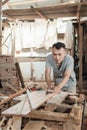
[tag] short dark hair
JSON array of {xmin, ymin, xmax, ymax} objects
[{"xmin": 52, "ymin": 42, "xmax": 65, "ymax": 49}]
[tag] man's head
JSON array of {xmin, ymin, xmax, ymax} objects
[{"xmin": 52, "ymin": 42, "xmax": 66, "ymax": 64}]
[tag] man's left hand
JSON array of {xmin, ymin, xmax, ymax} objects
[{"xmin": 53, "ymin": 86, "xmax": 61, "ymax": 94}]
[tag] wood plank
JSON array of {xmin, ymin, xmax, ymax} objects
[
  {"xmin": 22, "ymin": 121, "xmax": 45, "ymax": 130},
  {"xmin": 12, "ymin": 116, "xmax": 22, "ymax": 130},
  {"xmin": 1, "ymin": 96, "xmax": 30, "ymax": 116},
  {"xmin": 1, "ymin": 91, "xmax": 54, "ymax": 116},
  {"xmin": 15, "ymin": 57, "xmax": 46, "ymax": 62},
  {"xmin": 28, "ymin": 110, "xmax": 79, "ymax": 124},
  {"xmin": 47, "ymin": 91, "xmax": 68, "ymax": 104}
]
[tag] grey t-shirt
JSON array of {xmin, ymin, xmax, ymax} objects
[{"xmin": 45, "ymin": 54, "xmax": 76, "ymax": 90}]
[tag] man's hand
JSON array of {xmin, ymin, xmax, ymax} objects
[
  {"xmin": 47, "ymin": 84, "xmax": 54, "ymax": 90},
  {"xmin": 53, "ymin": 86, "xmax": 61, "ymax": 94},
  {"xmin": 50, "ymin": 84, "xmax": 55, "ymax": 89}
]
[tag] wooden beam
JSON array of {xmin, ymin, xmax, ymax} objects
[
  {"xmin": 77, "ymin": 3, "xmax": 81, "ymax": 20},
  {"xmin": 2, "ymin": 0, "xmax": 9, "ymax": 6},
  {"xmin": 15, "ymin": 57, "xmax": 46, "ymax": 62},
  {"xmin": 11, "ymin": 25, "xmax": 15, "ymax": 55},
  {"xmin": 0, "ymin": 0, "xmax": 2, "ymax": 54},
  {"xmin": 78, "ymin": 24, "xmax": 83, "ymax": 93},
  {"xmin": 5, "ymin": 82, "xmax": 18, "ymax": 92},
  {"xmin": 15, "ymin": 62, "xmax": 25, "ymax": 88},
  {"xmin": 30, "ymin": 5, "xmax": 48, "ymax": 20},
  {"xmin": 28, "ymin": 110, "xmax": 81, "ymax": 124},
  {"xmin": 0, "ymin": 86, "xmax": 28, "ymax": 106},
  {"xmin": 3, "ymin": 13, "xmax": 16, "ymax": 20},
  {"xmin": 2, "ymin": 2, "xmax": 82, "ymax": 20},
  {"xmin": 2, "ymin": 22, "xmax": 10, "ymax": 28}
]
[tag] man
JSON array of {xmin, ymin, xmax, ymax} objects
[{"xmin": 45, "ymin": 42, "xmax": 76, "ymax": 94}]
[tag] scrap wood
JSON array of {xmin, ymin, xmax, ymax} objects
[{"xmin": 0, "ymin": 87, "xmax": 28, "ymax": 106}]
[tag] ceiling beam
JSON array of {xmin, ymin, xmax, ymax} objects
[
  {"xmin": 77, "ymin": 2, "xmax": 81, "ymax": 21},
  {"xmin": 30, "ymin": 5, "xmax": 48, "ymax": 20},
  {"xmin": 2, "ymin": 1, "xmax": 87, "ymax": 21}
]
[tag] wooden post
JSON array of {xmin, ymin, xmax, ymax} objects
[
  {"xmin": 15, "ymin": 62, "xmax": 25, "ymax": 88},
  {"xmin": 78, "ymin": 24, "xmax": 83, "ymax": 93},
  {"xmin": 0, "ymin": 0, "xmax": 2, "ymax": 54},
  {"xmin": 11, "ymin": 24, "xmax": 15, "ymax": 56},
  {"xmin": 77, "ymin": 2, "xmax": 83, "ymax": 93}
]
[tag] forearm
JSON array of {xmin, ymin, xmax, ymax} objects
[
  {"xmin": 45, "ymin": 67, "xmax": 55, "ymax": 89},
  {"xmin": 54, "ymin": 76, "xmax": 69, "ymax": 94},
  {"xmin": 57, "ymin": 76, "xmax": 69, "ymax": 89},
  {"xmin": 45, "ymin": 75, "xmax": 52, "ymax": 88}
]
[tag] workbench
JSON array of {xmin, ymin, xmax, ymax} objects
[{"xmin": 0, "ymin": 90, "xmax": 85, "ymax": 130}]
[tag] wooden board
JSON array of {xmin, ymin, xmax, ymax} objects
[
  {"xmin": 47, "ymin": 91, "xmax": 68, "ymax": 104},
  {"xmin": 1, "ymin": 91, "xmax": 54, "ymax": 116},
  {"xmin": 12, "ymin": 116, "xmax": 22, "ymax": 130},
  {"xmin": 22, "ymin": 121, "xmax": 45, "ymax": 130}
]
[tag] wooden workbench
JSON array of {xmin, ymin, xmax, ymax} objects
[{"xmin": 0, "ymin": 90, "xmax": 84, "ymax": 130}]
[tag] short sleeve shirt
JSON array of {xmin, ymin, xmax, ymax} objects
[{"xmin": 45, "ymin": 54, "xmax": 76, "ymax": 89}]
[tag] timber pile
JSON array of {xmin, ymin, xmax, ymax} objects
[{"xmin": 0, "ymin": 55, "xmax": 20, "ymax": 95}]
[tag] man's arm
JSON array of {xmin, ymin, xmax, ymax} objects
[
  {"xmin": 54, "ymin": 69, "xmax": 72, "ymax": 93},
  {"xmin": 45, "ymin": 67, "xmax": 53, "ymax": 89}
]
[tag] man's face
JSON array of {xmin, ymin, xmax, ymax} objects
[{"xmin": 52, "ymin": 47, "xmax": 66, "ymax": 64}]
